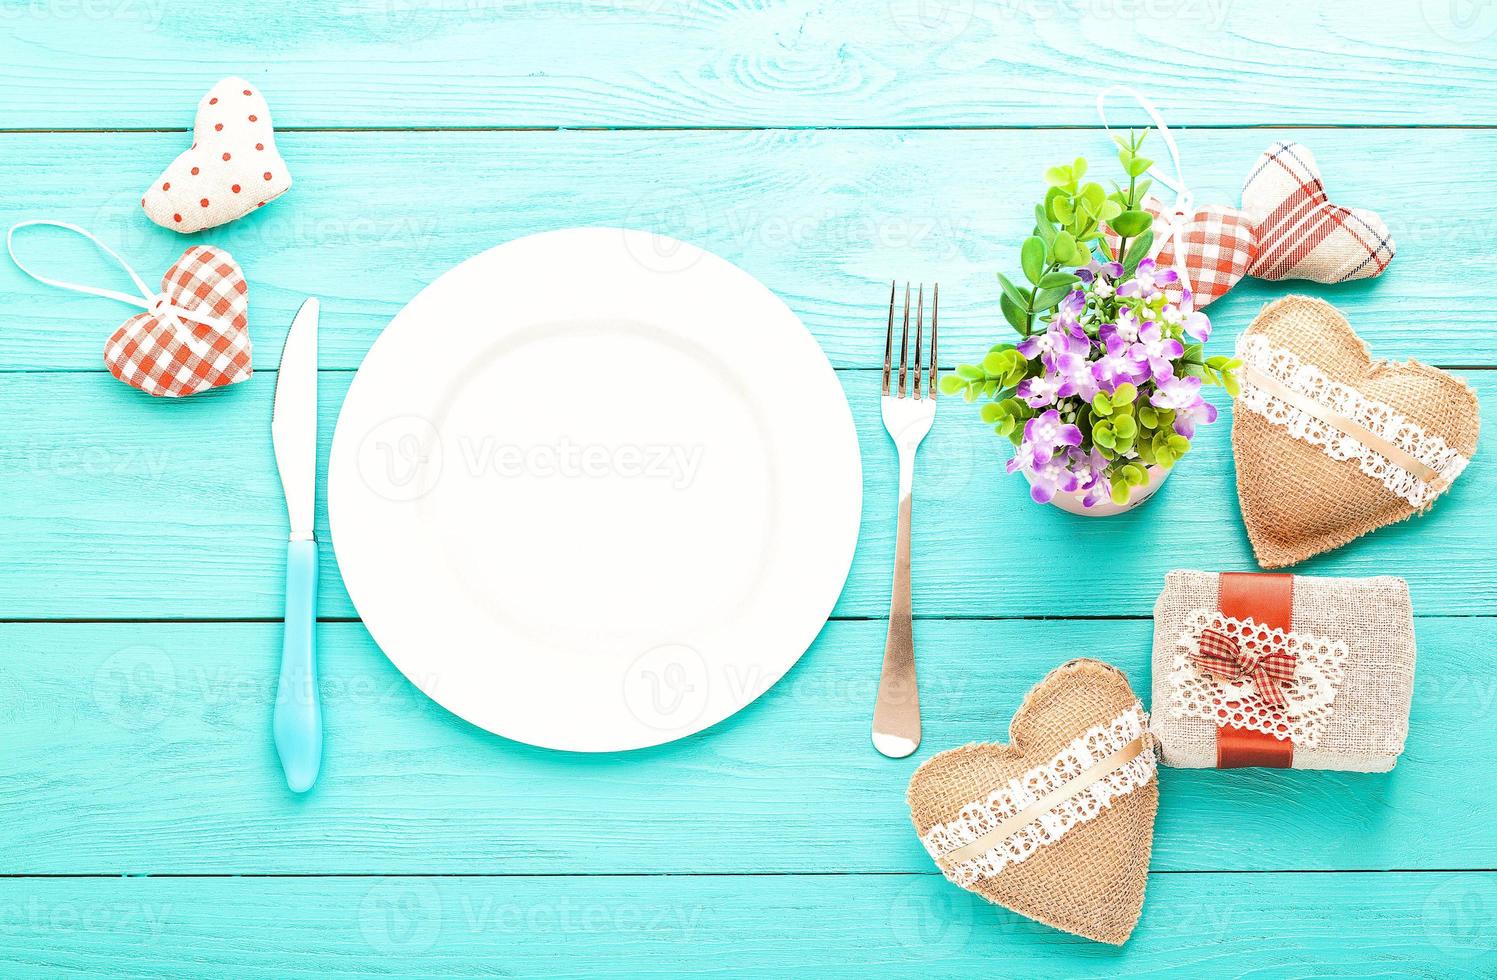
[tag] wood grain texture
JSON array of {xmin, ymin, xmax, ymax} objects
[
  {"xmin": 1, "ymin": 370, "xmax": 1491, "ymax": 620},
  {"xmin": 2, "ymin": 618, "xmax": 1492, "ymax": 875},
  {"xmin": 2, "ymin": 872, "xmax": 1493, "ymax": 977},
  {"xmin": 2, "ymin": 130, "xmax": 1494, "ymax": 373},
  {"xmin": 2, "ymin": 1, "xmax": 1496, "ymax": 128}
]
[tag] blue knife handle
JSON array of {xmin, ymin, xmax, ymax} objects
[{"xmin": 274, "ymin": 538, "xmax": 322, "ymax": 793}]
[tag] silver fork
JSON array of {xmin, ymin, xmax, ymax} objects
[{"xmin": 873, "ymin": 281, "xmax": 937, "ymax": 759}]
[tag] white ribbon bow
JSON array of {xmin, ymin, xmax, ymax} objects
[
  {"xmin": 1095, "ymin": 86, "xmax": 1195, "ymax": 296},
  {"xmin": 6, "ymin": 220, "xmax": 240, "ymax": 359}
]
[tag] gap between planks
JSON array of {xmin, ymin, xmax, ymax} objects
[
  {"xmin": 5, "ymin": 124, "xmax": 1497, "ymax": 135},
  {"xmin": 1, "ymin": 869, "xmax": 1493, "ymax": 879}
]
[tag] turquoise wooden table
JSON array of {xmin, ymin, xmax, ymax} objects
[{"xmin": 3, "ymin": 3, "xmax": 1496, "ymax": 976}]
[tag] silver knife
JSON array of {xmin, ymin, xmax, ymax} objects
[{"xmin": 272, "ymin": 297, "xmax": 322, "ymax": 792}]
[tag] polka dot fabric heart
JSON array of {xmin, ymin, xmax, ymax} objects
[
  {"xmin": 104, "ymin": 246, "xmax": 252, "ymax": 397},
  {"xmin": 141, "ymin": 77, "xmax": 291, "ymax": 234}
]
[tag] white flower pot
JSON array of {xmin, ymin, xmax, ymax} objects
[{"xmin": 1025, "ymin": 464, "xmax": 1172, "ymax": 517}]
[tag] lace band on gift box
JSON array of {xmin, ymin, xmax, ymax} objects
[
  {"xmin": 1169, "ymin": 609, "xmax": 1349, "ymax": 747},
  {"xmin": 1236, "ymin": 335, "xmax": 1469, "ymax": 508},
  {"xmin": 919, "ymin": 705, "xmax": 1156, "ymax": 888}
]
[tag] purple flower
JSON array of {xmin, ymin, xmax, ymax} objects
[
  {"xmin": 1015, "ymin": 373, "xmax": 1061, "ymax": 408},
  {"xmin": 1077, "ymin": 259, "xmax": 1124, "ymax": 285},
  {"xmin": 1050, "ymin": 350, "xmax": 1101, "ymax": 403},
  {"xmin": 1091, "ymin": 332, "xmax": 1150, "ymax": 393},
  {"xmin": 1138, "ymin": 321, "xmax": 1184, "ymax": 383},
  {"xmin": 1017, "ymin": 322, "xmax": 1086, "ymax": 361},
  {"xmin": 1024, "ymin": 451, "xmax": 1082, "ymax": 504},
  {"xmin": 1065, "ymin": 447, "xmax": 1111, "ymax": 507},
  {"xmin": 1150, "ymin": 374, "xmax": 1218, "ymax": 437},
  {"xmin": 1052, "ymin": 289, "xmax": 1087, "ymax": 331},
  {"xmin": 1006, "ymin": 409, "xmax": 1082, "ymax": 475},
  {"xmin": 1181, "ymin": 309, "xmax": 1211, "ymax": 342},
  {"xmin": 1125, "ymin": 257, "xmax": 1180, "ymax": 298},
  {"xmin": 1100, "ymin": 306, "xmax": 1144, "ymax": 345}
]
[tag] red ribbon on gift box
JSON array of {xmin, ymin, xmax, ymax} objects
[{"xmin": 1212, "ymin": 572, "xmax": 1296, "ymax": 768}]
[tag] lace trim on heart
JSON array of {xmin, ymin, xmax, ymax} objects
[
  {"xmin": 1236, "ymin": 334, "xmax": 1469, "ymax": 507},
  {"xmin": 919, "ymin": 704, "xmax": 1155, "ymax": 888},
  {"xmin": 1169, "ymin": 609, "xmax": 1349, "ymax": 747}
]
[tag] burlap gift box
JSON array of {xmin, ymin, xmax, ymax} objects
[
  {"xmin": 907, "ymin": 659, "xmax": 1157, "ymax": 945},
  {"xmin": 1233, "ymin": 296, "xmax": 1478, "ymax": 568},
  {"xmin": 1151, "ymin": 570, "xmax": 1415, "ymax": 771}
]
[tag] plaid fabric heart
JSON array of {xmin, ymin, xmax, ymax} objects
[
  {"xmin": 1242, "ymin": 141, "xmax": 1395, "ymax": 286},
  {"xmin": 104, "ymin": 246, "xmax": 252, "ymax": 397},
  {"xmin": 1139, "ymin": 198, "xmax": 1256, "ymax": 307}
]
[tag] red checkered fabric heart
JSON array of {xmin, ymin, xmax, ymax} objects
[
  {"xmin": 104, "ymin": 246, "xmax": 251, "ymax": 397},
  {"xmin": 1139, "ymin": 198, "xmax": 1256, "ymax": 307}
]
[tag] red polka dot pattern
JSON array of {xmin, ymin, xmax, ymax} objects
[{"xmin": 142, "ymin": 76, "xmax": 292, "ymax": 234}]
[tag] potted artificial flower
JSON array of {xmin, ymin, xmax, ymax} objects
[{"xmin": 942, "ymin": 130, "xmax": 1239, "ymax": 515}]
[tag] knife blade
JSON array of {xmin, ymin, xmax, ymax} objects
[
  {"xmin": 273, "ymin": 297, "xmax": 319, "ymax": 539},
  {"xmin": 272, "ymin": 297, "xmax": 322, "ymax": 793}
]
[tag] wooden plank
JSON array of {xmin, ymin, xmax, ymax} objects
[
  {"xmin": 1, "ymin": 370, "xmax": 1492, "ymax": 620},
  {"xmin": 2, "ymin": 618, "xmax": 1491, "ymax": 875},
  {"xmin": 1, "ymin": 129, "xmax": 1494, "ymax": 372},
  {"xmin": 2, "ymin": 2, "xmax": 1496, "ymax": 127},
  {"xmin": 1, "ymin": 872, "xmax": 1492, "ymax": 976}
]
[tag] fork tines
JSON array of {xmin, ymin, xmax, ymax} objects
[{"xmin": 883, "ymin": 281, "xmax": 938, "ymax": 399}]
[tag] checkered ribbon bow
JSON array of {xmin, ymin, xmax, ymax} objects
[
  {"xmin": 1189, "ymin": 628, "xmax": 1296, "ymax": 710},
  {"xmin": 7, "ymin": 221, "xmax": 251, "ymax": 397}
]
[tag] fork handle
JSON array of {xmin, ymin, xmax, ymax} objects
[{"xmin": 873, "ymin": 450, "xmax": 920, "ymax": 758}]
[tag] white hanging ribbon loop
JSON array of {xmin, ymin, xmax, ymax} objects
[
  {"xmin": 6, "ymin": 220, "xmax": 236, "ymax": 358},
  {"xmin": 1096, "ymin": 86, "xmax": 1195, "ymax": 295}
]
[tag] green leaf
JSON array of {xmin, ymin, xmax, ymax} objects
[
  {"xmin": 1044, "ymin": 164, "xmax": 1073, "ymax": 188},
  {"xmin": 1110, "ymin": 210, "xmax": 1153, "ymax": 238},
  {"xmin": 955, "ymin": 363, "xmax": 983, "ymax": 381},
  {"xmin": 1091, "ymin": 393, "xmax": 1113, "ymax": 417},
  {"xmin": 1072, "ymin": 246, "xmax": 1093, "ymax": 268},
  {"xmin": 1099, "ymin": 199, "xmax": 1123, "ymax": 222},
  {"xmin": 1038, "ymin": 271, "xmax": 1080, "ymax": 289},
  {"xmin": 979, "ymin": 401, "xmax": 1003, "ymax": 423},
  {"xmin": 997, "ymin": 272, "xmax": 1030, "ymax": 313},
  {"xmin": 1033, "ymin": 285, "xmax": 1073, "ymax": 310},
  {"xmin": 1126, "ymin": 155, "xmax": 1154, "ymax": 178},
  {"xmin": 1123, "ymin": 463, "xmax": 1148, "ymax": 486},
  {"xmin": 1080, "ymin": 182, "xmax": 1105, "ymax": 212},
  {"xmin": 1137, "ymin": 405, "xmax": 1158, "ymax": 428},
  {"xmin": 1167, "ymin": 435, "xmax": 1191, "ymax": 455},
  {"xmin": 981, "ymin": 351, "xmax": 1010, "ymax": 376},
  {"xmin": 1224, "ymin": 372, "xmax": 1240, "ymax": 397},
  {"xmin": 1021, "ymin": 236, "xmax": 1045, "ymax": 286},
  {"xmin": 1112, "ymin": 382, "xmax": 1138, "ymax": 406},
  {"xmin": 1033, "ymin": 205, "xmax": 1057, "ymax": 245},
  {"xmin": 1132, "ymin": 178, "xmax": 1153, "ymax": 206},
  {"xmin": 939, "ymin": 374, "xmax": 966, "ymax": 395},
  {"xmin": 1181, "ymin": 343, "xmax": 1204, "ymax": 364},
  {"xmin": 1000, "ymin": 292, "xmax": 1029, "ymax": 333},
  {"xmin": 1110, "ymin": 477, "xmax": 1131, "ymax": 505},
  {"xmin": 1094, "ymin": 422, "xmax": 1116, "ymax": 449},
  {"xmin": 1072, "ymin": 157, "xmax": 1088, "ymax": 180},
  {"xmin": 1113, "ymin": 415, "xmax": 1137, "ymax": 440},
  {"xmin": 1122, "ymin": 230, "xmax": 1154, "ymax": 273},
  {"xmin": 1051, "ymin": 194, "xmax": 1074, "ymax": 224},
  {"xmin": 1182, "ymin": 361, "xmax": 1208, "ymax": 380},
  {"xmin": 1050, "ymin": 230, "xmax": 1077, "ymax": 264},
  {"xmin": 1043, "ymin": 186, "xmax": 1067, "ymax": 222}
]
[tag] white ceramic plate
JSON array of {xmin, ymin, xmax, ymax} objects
[{"xmin": 329, "ymin": 228, "xmax": 861, "ymax": 751}]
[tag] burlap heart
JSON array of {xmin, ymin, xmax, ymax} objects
[
  {"xmin": 1233, "ymin": 297, "xmax": 1478, "ymax": 568},
  {"xmin": 907, "ymin": 659, "xmax": 1157, "ymax": 945}
]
